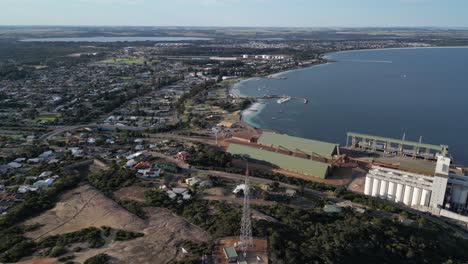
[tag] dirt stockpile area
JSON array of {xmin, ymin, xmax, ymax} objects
[{"xmin": 22, "ymin": 184, "xmax": 210, "ymax": 264}]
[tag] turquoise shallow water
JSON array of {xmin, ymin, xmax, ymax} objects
[{"xmin": 233, "ymin": 47, "xmax": 468, "ymax": 164}]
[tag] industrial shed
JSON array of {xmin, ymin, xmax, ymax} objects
[
  {"xmin": 257, "ymin": 132, "xmax": 340, "ymax": 159},
  {"xmin": 227, "ymin": 144, "xmax": 330, "ymax": 179}
]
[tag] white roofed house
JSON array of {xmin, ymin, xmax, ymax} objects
[
  {"xmin": 163, "ymin": 187, "xmax": 192, "ymax": 200},
  {"xmin": 166, "ymin": 190, "xmax": 177, "ymax": 199},
  {"xmin": 125, "ymin": 159, "xmax": 137, "ymax": 168},
  {"xmin": 70, "ymin": 147, "xmax": 83, "ymax": 157},
  {"xmin": 0, "ymin": 165, "xmax": 10, "ymax": 175},
  {"xmin": 126, "ymin": 152, "xmax": 143, "ymax": 160},
  {"xmin": 7, "ymin": 162, "xmax": 22, "ymax": 169},
  {"xmin": 38, "ymin": 171, "xmax": 53, "ymax": 179},
  {"xmin": 185, "ymin": 177, "xmax": 213, "ymax": 189},
  {"xmin": 48, "ymin": 159, "xmax": 60, "ymax": 165},
  {"xmin": 27, "ymin": 158, "xmax": 42, "ymax": 164},
  {"xmin": 186, "ymin": 177, "xmax": 202, "ymax": 186},
  {"xmin": 135, "ymin": 145, "xmax": 144, "ymax": 151},
  {"xmin": 233, "ymin": 184, "xmax": 247, "ymax": 195},
  {"xmin": 18, "ymin": 185, "xmax": 38, "ymax": 194},
  {"xmin": 136, "ymin": 168, "xmax": 163, "ymax": 178},
  {"xmin": 39, "ymin": 150, "xmax": 54, "ymax": 160},
  {"xmin": 33, "ymin": 178, "xmax": 55, "ymax": 189}
]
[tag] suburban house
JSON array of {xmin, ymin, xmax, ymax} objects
[{"xmin": 175, "ymin": 151, "xmax": 190, "ymax": 161}]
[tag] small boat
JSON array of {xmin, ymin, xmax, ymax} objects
[
  {"xmin": 271, "ymin": 117, "xmax": 277, "ymax": 120},
  {"xmin": 277, "ymin": 96, "xmax": 291, "ymax": 104}
]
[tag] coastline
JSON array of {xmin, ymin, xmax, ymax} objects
[
  {"xmin": 230, "ymin": 45, "xmax": 468, "ymax": 129},
  {"xmin": 239, "ymin": 102, "xmax": 266, "ymax": 128},
  {"xmin": 228, "ymin": 59, "xmax": 329, "ymax": 124},
  {"xmin": 229, "ymin": 60, "xmax": 328, "ymax": 125},
  {"xmin": 322, "ymin": 45, "xmax": 468, "ymax": 59}
]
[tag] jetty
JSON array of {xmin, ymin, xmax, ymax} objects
[{"xmin": 253, "ymin": 95, "xmax": 308, "ymax": 104}]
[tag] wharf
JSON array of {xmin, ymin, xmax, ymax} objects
[{"xmin": 253, "ymin": 95, "xmax": 308, "ymax": 104}]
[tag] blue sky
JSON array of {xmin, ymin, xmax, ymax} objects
[{"xmin": 0, "ymin": 0, "xmax": 466, "ymax": 27}]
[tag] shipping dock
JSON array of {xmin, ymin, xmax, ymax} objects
[{"xmin": 252, "ymin": 95, "xmax": 308, "ymax": 104}]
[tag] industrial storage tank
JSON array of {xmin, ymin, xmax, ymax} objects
[
  {"xmin": 420, "ymin": 189, "xmax": 431, "ymax": 206},
  {"xmin": 411, "ymin": 187, "xmax": 422, "ymax": 207},
  {"xmin": 371, "ymin": 178, "xmax": 381, "ymax": 197},
  {"xmin": 379, "ymin": 180, "xmax": 388, "ymax": 198},
  {"xmin": 395, "ymin": 184, "xmax": 404, "ymax": 203},
  {"xmin": 364, "ymin": 176, "xmax": 373, "ymax": 195},
  {"xmin": 387, "ymin": 182, "xmax": 396, "ymax": 200},
  {"xmin": 403, "ymin": 185, "xmax": 413, "ymax": 206}
]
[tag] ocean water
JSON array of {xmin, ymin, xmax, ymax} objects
[{"xmin": 233, "ymin": 47, "xmax": 468, "ymax": 164}]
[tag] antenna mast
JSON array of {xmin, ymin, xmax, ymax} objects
[{"xmin": 239, "ymin": 160, "xmax": 253, "ymax": 258}]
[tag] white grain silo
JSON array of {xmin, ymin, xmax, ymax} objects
[
  {"xmin": 364, "ymin": 176, "xmax": 373, "ymax": 195},
  {"xmin": 420, "ymin": 189, "xmax": 431, "ymax": 206},
  {"xmin": 403, "ymin": 185, "xmax": 413, "ymax": 205},
  {"xmin": 395, "ymin": 183, "xmax": 404, "ymax": 203},
  {"xmin": 379, "ymin": 180, "xmax": 388, "ymax": 198},
  {"xmin": 387, "ymin": 182, "xmax": 396, "ymax": 201},
  {"xmin": 371, "ymin": 178, "xmax": 381, "ymax": 197},
  {"xmin": 411, "ymin": 187, "xmax": 422, "ymax": 207}
]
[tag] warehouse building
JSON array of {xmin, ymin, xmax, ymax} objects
[
  {"xmin": 227, "ymin": 143, "xmax": 330, "ymax": 179},
  {"xmin": 257, "ymin": 132, "xmax": 340, "ymax": 160}
]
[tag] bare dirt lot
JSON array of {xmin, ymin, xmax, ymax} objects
[
  {"xmin": 114, "ymin": 186, "xmax": 149, "ymax": 203},
  {"xmin": 21, "ymin": 184, "xmax": 210, "ymax": 264}
]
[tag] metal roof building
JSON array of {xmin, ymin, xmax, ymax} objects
[
  {"xmin": 257, "ymin": 132, "xmax": 340, "ymax": 159},
  {"xmin": 223, "ymin": 246, "xmax": 238, "ymax": 263},
  {"xmin": 227, "ymin": 144, "xmax": 330, "ymax": 179}
]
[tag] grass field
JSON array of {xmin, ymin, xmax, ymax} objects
[
  {"xmin": 0, "ymin": 134, "xmax": 23, "ymax": 139},
  {"xmin": 100, "ymin": 58, "xmax": 145, "ymax": 65},
  {"xmin": 34, "ymin": 115, "xmax": 58, "ymax": 123}
]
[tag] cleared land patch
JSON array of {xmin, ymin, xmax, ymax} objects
[
  {"xmin": 22, "ymin": 184, "xmax": 210, "ymax": 263},
  {"xmin": 114, "ymin": 186, "xmax": 149, "ymax": 203}
]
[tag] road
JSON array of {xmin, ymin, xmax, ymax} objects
[
  {"xmin": 38, "ymin": 123, "xmax": 153, "ymax": 141},
  {"xmin": 149, "ymin": 151, "xmax": 335, "ymax": 201}
]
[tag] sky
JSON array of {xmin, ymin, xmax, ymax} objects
[{"xmin": 0, "ymin": 0, "xmax": 467, "ymax": 28}]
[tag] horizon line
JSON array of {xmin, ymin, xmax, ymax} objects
[{"xmin": 1, "ymin": 25, "xmax": 468, "ymax": 30}]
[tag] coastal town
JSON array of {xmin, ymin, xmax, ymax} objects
[{"xmin": 1, "ymin": 26, "xmax": 468, "ymax": 264}]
